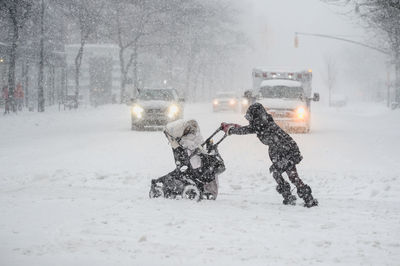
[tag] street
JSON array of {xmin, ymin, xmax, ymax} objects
[{"xmin": 0, "ymin": 102, "xmax": 399, "ymax": 265}]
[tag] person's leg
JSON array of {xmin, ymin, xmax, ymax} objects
[
  {"xmin": 286, "ymin": 165, "xmax": 304, "ymax": 187},
  {"xmin": 271, "ymin": 166, "xmax": 296, "ymax": 205},
  {"xmin": 286, "ymin": 165, "xmax": 318, "ymax": 207}
]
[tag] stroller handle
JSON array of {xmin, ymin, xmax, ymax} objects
[
  {"xmin": 165, "ymin": 125, "xmax": 227, "ymax": 150},
  {"xmin": 201, "ymin": 126, "xmax": 227, "ymax": 147}
]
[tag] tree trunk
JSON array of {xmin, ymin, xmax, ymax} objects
[
  {"xmin": 60, "ymin": 67, "xmax": 66, "ymax": 104},
  {"xmin": 7, "ymin": 20, "xmax": 18, "ymax": 113},
  {"xmin": 116, "ymin": 14, "xmax": 127, "ymax": 103},
  {"xmin": 185, "ymin": 56, "xmax": 194, "ymax": 101},
  {"xmin": 132, "ymin": 43, "xmax": 138, "ymax": 97},
  {"xmin": 51, "ymin": 65, "xmax": 55, "ymax": 105},
  {"xmin": 119, "ymin": 47, "xmax": 126, "ymax": 103},
  {"xmin": 395, "ymin": 52, "xmax": 400, "ymax": 105},
  {"xmin": 74, "ymin": 40, "xmax": 85, "ymax": 108},
  {"xmin": 24, "ymin": 61, "xmax": 29, "ymax": 108},
  {"xmin": 37, "ymin": 0, "xmax": 45, "ymax": 112}
]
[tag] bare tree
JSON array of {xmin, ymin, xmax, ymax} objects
[
  {"xmin": 0, "ymin": 0, "xmax": 32, "ymax": 113},
  {"xmin": 323, "ymin": 0, "xmax": 400, "ymax": 106},
  {"xmin": 62, "ymin": 0, "xmax": 104, "ymax": 108},
  {"xmin": 20, "ymin": 0, "xmax": 67, "ymax": 112},
  {"xmin": 323, "ymin": 56, "xmax": 338, "ymax": 106},
  {"xmin": 37, "ymin": 0, "xmax": 45, "ymax": 112},
  {"xmin": 167, "ymin": 0, "xmax": 245, "ymax": 100},
  {"xmin": 107, "ymin": 0, "xmax": 172, "ymax": 102},
  {"xmin": 105, "ymin": 0, "xmax": 244, "ymax": 102}
]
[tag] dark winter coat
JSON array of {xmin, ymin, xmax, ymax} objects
[
  {"xmin": 229, "ymin": 103, "xmax": 303, "ymax": 173},
  {"xmin": 172, "ymin": 146, "xmax": 191, "ymax": 169}
]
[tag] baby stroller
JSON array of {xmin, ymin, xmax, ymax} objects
[{"xmin": 149, "ymin": 120, "xmax": 227, "ymax": 201}]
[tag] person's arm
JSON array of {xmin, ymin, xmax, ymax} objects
[
  {"xmin": 229, "ymin": 125, "xmax": 256, "ymax": 135},
  {"xmin": 221, "ymin": 123, "xmax": 255, "ymax": 135}
]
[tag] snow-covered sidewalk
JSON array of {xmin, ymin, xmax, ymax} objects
[{"xmin": 0, "ymin": 103, "xmax": 399, "ymax": 265}]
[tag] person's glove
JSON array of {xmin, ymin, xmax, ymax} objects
[{"xmin": 220, "ymin": 122, "xmax": 241, "ymax": 135}]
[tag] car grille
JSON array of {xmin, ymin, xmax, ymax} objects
[
  {"xmin": 146, "ymin": 108, "xmax": 165, "ymax": 114},
  {"xmin": 268, "ymin": 109, "xmax": 294, "ymax": 119}
]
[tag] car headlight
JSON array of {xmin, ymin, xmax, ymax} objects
[
  {"xmin": 229, "ymin": 99, "xmax": 237, "ymax": 105},
  {"xmin": 168, "ymin": 104, "xmax": 179, "ymax": 118},
  {"xmin": 242, "ymin": 98, "xmax": 249, "ymax": 105},
  {"xmin": 295, "ymin": 106, "xmax": 307, "ymax": 119},
  {"xmin": 132, "ymin": 105, "xmax": 144, "ymax": 118},
  {"xmin": 213, "ymin": 99, "xmax": 219, "ymax": 105}
]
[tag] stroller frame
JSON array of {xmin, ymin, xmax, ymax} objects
[{"xmin": 149, "ymin": 126, "xmax": 227, "ymax": 201}]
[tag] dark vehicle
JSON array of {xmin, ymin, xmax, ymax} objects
[
  {"xmin": 149, "ymin": 127, "xmax": 227, "ymax": 201},
  {"xmin": 131, "ymin": 88, "xmax": 184, "ymax": 130}
]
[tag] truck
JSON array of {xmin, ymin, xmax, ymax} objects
[{"xmin": 248, "ymin": 68, "xmax": 319, "ymax": 133}]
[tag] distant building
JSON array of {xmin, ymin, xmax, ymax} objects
[{"xmin": 65, "ymin": 44, "xmax": 121, "ymax": 105}]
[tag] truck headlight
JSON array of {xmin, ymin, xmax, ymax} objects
[
  {"xmin": 168, "ymin": 104, "xmax": 179, "ymax": 118},
  {"xmin": 213, "ymin": 99, "xmax": 219, "ymax": 105},
  {"xmin": 242, "ymin": 98, "xmax": 249, "ymax": 105},
  {"xmin": 132, "ymin": 105, "xmax": 144, "ymax": 118},
  {"xmin": 229, "ymin": 99, "xmax": 237, "ymax": 105},
  {"xmin": 296, "ymin": 106, "xmax": 306, "ymax": 119}
]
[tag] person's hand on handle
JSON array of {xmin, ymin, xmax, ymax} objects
[
  {"xmin": 220, "ymin": 122, "xmax": 241, "ymax": 135},
  {"xmin": 220, "ymin": 122, "xmax": 229, "ymax": 131}
]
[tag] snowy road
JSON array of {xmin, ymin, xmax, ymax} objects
[{"xmin": 1, "ymin": 103, "xmax": 399, "ymax": 265}]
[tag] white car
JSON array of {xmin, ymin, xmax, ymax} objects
[
  {"xmin": 131, "ymin": 88, "xmax": 184, "ymax": 130},
  {"xmin": 212, "ymin": 92, "xmax": 240, "ymax": 112}
]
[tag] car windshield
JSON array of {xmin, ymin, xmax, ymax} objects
[
  {"xmin": 138, "ymin": 89, "xmax": 175, "ymax": 101},
  {"xmin": 259, "ymin": 86, "xmax": 304, "ymax": 99},
  {"xmin": 216, "ymin": 93, "xmax": 236, "ymax": 98}
]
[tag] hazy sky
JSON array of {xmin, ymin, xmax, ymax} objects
[{"xmin": 233, "ymin": 0, "xmax": 389, "ymax": 101}]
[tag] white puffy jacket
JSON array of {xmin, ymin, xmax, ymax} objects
[{"xmin": 165, "ymin": 119, "xmax": 204, "ymax": 169}]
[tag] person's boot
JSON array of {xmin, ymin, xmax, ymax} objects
[
  {"xmin": 297, "ymin": 184, "xmax": 318, "ymax": 208},
  {"xmin": 276, "ymin": 182, "xmax": 296, "ymax": 205}
]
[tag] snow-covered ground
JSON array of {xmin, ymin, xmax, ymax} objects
[{"xmin": 1, "ymin": 102, "xmax": 399, "ymax": 265}]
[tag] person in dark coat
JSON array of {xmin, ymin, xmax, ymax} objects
[{"xmin": 221, "ymin": 102, "xmax": 318, "ymax": 207}]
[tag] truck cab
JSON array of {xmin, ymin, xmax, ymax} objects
[{"xmin": 251, "ymin": 69, "xmax": 319, "ymax": 133}]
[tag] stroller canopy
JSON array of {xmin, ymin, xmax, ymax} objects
[{"xmin": 164, "ymin": 119, "xmax": 202, "ymax": 149}]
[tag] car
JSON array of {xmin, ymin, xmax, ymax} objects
[
  {"xmin": 240, "ymin": 90, "xmax": 257, "ymax": 113},
  {"xmin": 212, "ymin": 91, "xmax": 240, "ymax": 112},
  {"xmin": 330, "ymin": 94, "xmax": 347, "ymax": 107},
  {"xmin": 130, "ymin": 88, "xmax": 184, "ymax": 130}
]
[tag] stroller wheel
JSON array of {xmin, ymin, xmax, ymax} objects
[
  {"xmin": 202, "ymin": 193, "xmax": 216, "ymax": 200},
  {"xmin": 149, "ymin": 185, "xmax": 164, "ymax": 199},
  {"xmin": 182, "ymin": 185, "xmax": 201, "ymax": 201}
]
